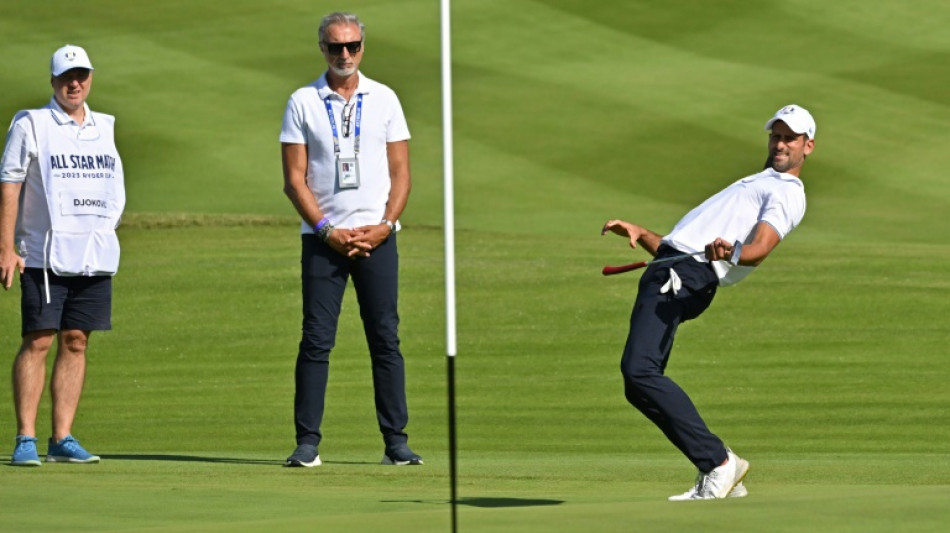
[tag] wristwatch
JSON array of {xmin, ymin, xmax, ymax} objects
[{"xmin": 381, "ymin": 218, "xmax": 396, "ymax": 234}]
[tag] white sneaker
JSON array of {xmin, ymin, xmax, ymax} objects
[
  {"xmin": 703, "ymin": 449, "xmax": 750, "ymax": 499},
  {"xmin": 668, "ymin": 473, "xmax": 748, "ymax": 501},
  {"xmin": 668, "ymin": 449, "xmax": 750, "ymax": 501},
  {"xmin": 729, "ymin": 482, "xmax": 749, "ymax": 498}
]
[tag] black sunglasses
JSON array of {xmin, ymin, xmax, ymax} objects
[
  {"xmin": 342, "ymin": 102, "xmax": 355, "ymax": 137},
  {"xmin": 55, "ymin": 68, "xmax": 92, "ymax": 83},
  {"xmin": 323, "ymin": 41, "xmax": 362, "ymax": 55}
]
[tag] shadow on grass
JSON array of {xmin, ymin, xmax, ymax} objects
[
  {"xmin": 458, "ymin": 497, "xmax": 564, "ymax": 508},
  {"xmin": 102, "ymin": 454, "xmax": 281, "ymax": 465},
  {"xmin": 101, "ymin": 454, "xmax": 380, "ymax": 466},
  {"xmin": 383, "ymin": 498, "xmax": 564, "ymax": 508}
]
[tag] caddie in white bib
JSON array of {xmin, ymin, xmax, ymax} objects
[{"xmin": 29, "ymin": 108, "xmax": 125, "ymax": 276}]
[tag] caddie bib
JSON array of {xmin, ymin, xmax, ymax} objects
[{"xmin": 28, "ymin": 109, "xmax": 125, "ymax": 276}]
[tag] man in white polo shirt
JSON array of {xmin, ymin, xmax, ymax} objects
[
  {"xmin": 602, "ymin": 104, "xmax": 815, "ymax": 500},
  {"xmin": 1, "ymin": 44, "xmax": 125, "ymax": 466},
  {"xmin": 280, "ymin": 12, "xmax": 419, "ymax": 467}
]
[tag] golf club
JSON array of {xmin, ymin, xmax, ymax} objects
[{"xmin": 602, "ymin": 251, "xmax": 707, "ymax": 276}]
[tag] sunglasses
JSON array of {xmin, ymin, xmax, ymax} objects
[
  {"xmin": 342, "ymin": 102, "xmax": 355, "ymax": 137},
  {"xmin": 323, "ymin": 41, "xmax": 362, "ymax": 55},
  {"xmin": 55, "ymin": 69, "xmax": 92, "ymax": 83}
]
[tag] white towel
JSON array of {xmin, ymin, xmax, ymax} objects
[{"xmin": 660, "ymin": 268, "xmax": 682, "ymax": 295}]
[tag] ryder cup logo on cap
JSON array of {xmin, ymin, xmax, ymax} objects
[
  {"xmin": 51, "ymin": 44, "xmax": 94, "ymax": 76},
  {"xmin": 764, "ymin": 104, "xmax": 816, "ymax": 140}
]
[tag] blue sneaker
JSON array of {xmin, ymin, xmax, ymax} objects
[
  {"xmin": 46, "ymin": 435, "xmax": 100, "ymax": 463},
  {"xmin": 381, "ymin": 444, "xmax": 423, "ymax": 466},
  {"xmin": 284, "ymin": 444, "xmax": 321, "ymax": 467},
  {"xmin": 11, "ymin": 435, "xmax": 42, "ymax": 466}
]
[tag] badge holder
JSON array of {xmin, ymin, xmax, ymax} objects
[{"xmin": 337, "ymin": 157, "xmax": 360, "ymax": 189}]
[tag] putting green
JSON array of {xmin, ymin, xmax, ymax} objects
[{"xmin": 1, "ymin": 1, "xmax": 948, "ymax": 531}]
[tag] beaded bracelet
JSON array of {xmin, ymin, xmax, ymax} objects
[{"xmin": 315, "ymin": 219, "xmax": 335, "ymax": 242}]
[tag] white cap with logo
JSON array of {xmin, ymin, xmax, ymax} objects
[
  {"xmin": 51, "ymin": 44, "xmax": 95, "ymax": 76},
  {"xmin": 764, "ymin": 104, "xmax": 816, "ymax": 140}
]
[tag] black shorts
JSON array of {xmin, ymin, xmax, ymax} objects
[{"xmin": 19, "ymin": 268, "xmax": 113, "ymax": 337}]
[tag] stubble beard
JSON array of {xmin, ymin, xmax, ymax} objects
[{"xmin": 769, "ymin": 152, "xmax": 799, "ymax": 173}]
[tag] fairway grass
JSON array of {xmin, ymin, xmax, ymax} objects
[
  {"xmin": 2, "ymin": 0, "xmax": 950, "ymax": 531},
  {"xmin": 2, "ymin": 450, "xmax": 948, "ymax": 532},
  {"xmin": 2, "ymin": 226, "xmax": 948, "ymax": 531}
]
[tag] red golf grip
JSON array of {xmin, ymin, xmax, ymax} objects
[{"xmin": 601, "ymin": 261, "xmax": 648, "ymax": 276}]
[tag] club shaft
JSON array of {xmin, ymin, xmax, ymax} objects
[
  {"xmin": 602, "ymin": 251, "xmax": 706, "ymax": 276},
  {"xmin": 647, "ymin": 251, "xmax": 707, "ymax": 265}
]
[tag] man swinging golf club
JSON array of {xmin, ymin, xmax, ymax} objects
[{"xmin": 602, "ymin": 104, "xmax": 815, "ymax": 500}]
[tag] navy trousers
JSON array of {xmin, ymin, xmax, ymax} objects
[
  {"xmin": 294, "ymin": 234, "xmax": 409, "ymax": 448},
  {"xmin": 620, "ymin": 245, "xmax": 727, "ymax": 473}
]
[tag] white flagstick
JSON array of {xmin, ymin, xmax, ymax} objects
[
  {"xmin": 440, "ymin": 0, "xmax": 459, "ymax": 531},
  {"xmin": 441, "ymin": 0, "xmax": 456, "ymax": 356}
]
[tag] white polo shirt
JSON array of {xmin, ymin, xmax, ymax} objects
[
  {"xmin": 661, "ymin": 168, "xmax": 806, "ymax": 286},
  {"xmin": 280, "ymin": 72, "xmax": 410, "ymax": 232}
]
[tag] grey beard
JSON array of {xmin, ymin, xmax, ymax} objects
[{"xmin": 329, "ymin": 65, "xmax": 356, "ymax": 77}]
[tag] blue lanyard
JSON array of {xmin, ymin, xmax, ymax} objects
[{"xmin": 323, "ymin": 93, "xmax": 362, "ymax": 156}]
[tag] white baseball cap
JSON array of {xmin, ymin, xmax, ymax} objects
[
  {"xmin": 764, "ymin": 104, "xmax": 816, "ymax": 140},
  {"xmin": 50, "ymin": 44, "xmax": 94, "ymax": 76}
]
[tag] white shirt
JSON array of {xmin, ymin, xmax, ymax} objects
[
  {"xmin": 661, "ymin": 168, "xmax": 806, "ymax": 286},
  {"xmin": 280, "ymin": 72, "xmax": 410, "ymax": 232}
]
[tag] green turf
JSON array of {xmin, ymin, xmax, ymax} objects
[{"xmin": 2, "ymin": 0, "xmax": 949, "ymax": 531}]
